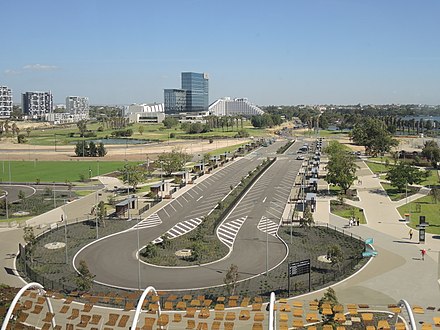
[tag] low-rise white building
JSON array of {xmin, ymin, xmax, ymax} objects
[
  {"xmin": 209, "ymin": 97, "xmax": 264, "ymax": 116},
  {"xmin": 125, "ymin": 103, "xmax": 165, "ymax": 123}
]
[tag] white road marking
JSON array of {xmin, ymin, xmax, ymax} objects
[
  {"xmin": 131, "ymin": 213, "xmax": 162, "ymax": 230},
  {"xmin": 216, "ymin": 217, "xmax": 247, "ymax": 248},
  {"xmin": 257, "ymin": 216, "xmax": 279, "ymax": 236},
  {"xmin": 197, "ymin": 196, "xmax": 203, "ymax": 201},
  {"xmin": 152, "ymin": 218, "xmax": 203, "ymax": 243},
  {"xmin": 262, "ymin": 197, "xmax": 267, "ymax": 203}
]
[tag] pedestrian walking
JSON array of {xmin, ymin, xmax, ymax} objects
[
  {"xmin": 357, "ymin": 217, "xmax": 360, "ymax": 226},
  {"xmin": 421, "ymin": 248, "xmax": 426, "ymax": 260},
  {"xmin": 409, "ymin": 229, "xmax": 413, "ymax": 240}
]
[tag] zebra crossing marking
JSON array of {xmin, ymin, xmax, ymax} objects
[
  {"xmin": 216, "ymin": 216, "xmax": 247, "ymax": 248},
  {"xmin": 131, "ymin": 213, "xmax": 162, "ymax": 230},
  {"xmin": 257, "ymin": 216, "xmax": 279, "ymax": 236},
  {"xmin": 152, "ymin": 218, "xmax": 203, "ymax": 244}
]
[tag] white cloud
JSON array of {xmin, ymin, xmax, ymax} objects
[
  {"xmin": 4, "ymin": 69, "xmax": 21, "ymax": 75},
  {"xmin": 22, "ymin": 64, "xmax": 59, "ymax": 71}
]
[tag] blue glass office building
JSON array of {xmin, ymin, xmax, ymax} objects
[
  {"xmin": 164, "ymin": 72, "xmax": 209, "ymax": 114},
  {"xmin": 181, "ymin": 72, "xmax": 209, "ymax": 113}
]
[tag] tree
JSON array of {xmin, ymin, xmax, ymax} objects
[
  {"xmin": 26, "ymin": 127, "xmax": 31, "ymax": 137},
  {"xmin": 224, "ymin": 264, "xmax": 239, "ymax": 296},
  {"xmin": 75, "ymin": 141, "xmax": 89, "ymax": 157},
  {"xmin": 23, "ymin": 227, "xmax": 36, "ymax": 263},
  {"xmin": 326, "ymin": 245, "xmax": 344, "ymax": 270},
  {"xmin": 75, "ymin": 260, "xmax": 95, "ymax": 292},
  {"xmin": 421, "ymin": 140, "xmax": 440, "ymax": 167},
  {"xmin": 300, "ymin": 205, "xmax": 314, "ymax": 228},
  {"xmin": 430, "ymin": 187, "xmax": 440, "ymax": 204},
  {"xmin": 325, "ymin": 142, "xmax": 358, "ymax": 194},
  {"xmin": 120, "ymin": 163, "xmax": 144, "ymax": 191},
  {"xmin": 96, "ymin": 201, "xmax": 107, "ymax": 227},
  {"xmin": 318, "ymin": 287, "xmax": 339, "ymax": 325},
  {"xmin": 138, "ymin": 125, "xmax": 145, "ymax": 135},
  {"xmin": 351, "ymin": 118, "xmax": 398, "ymax": 156},
  {"xmin": 386, "ymin": 162, "xmax": 427, "ymax": 192},
  {"xmin": 88, "ymin": 141, "xmax": 97, "ymax": 157},
  {"xmin": 18, "ymin": 190, "xmax": 26, "ymax": 202},
  {"xmin": 97, "ymin": 142, "xmax": 107, "ymax": 157},
  {"xmin": 157, "ymin": 150, "xmax": 191, "ymax": 176},
  {"xmin": 17, "ymin": 134, "xmax": 26, "ymax": 144},
  {"xmin": 163, "ymin": 116, "xmax": 179, "ymax": 129},
  {"xmin": 77, "ymin": 120, "xmax": 88, "ymax": 137}
]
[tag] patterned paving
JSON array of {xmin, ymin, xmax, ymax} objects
[{"xmin": 216, "ymin": 216, "xmax": 247, "ymax": 248}]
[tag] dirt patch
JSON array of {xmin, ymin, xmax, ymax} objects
[{"xmin": 0, "ymin": 138, "xmax": 251, "ymax": 161}]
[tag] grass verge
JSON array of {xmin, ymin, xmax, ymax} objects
[
  {"xmin": 330, "ymin": 201, "xmax": 366, "ymax": 224},
  {"xmin": 397, "ymin": 195, "xmax": 440, "ymax": 235}
]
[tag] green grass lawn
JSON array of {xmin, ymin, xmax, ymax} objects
[
  {"xmin": 397, "ymin": 195, "xmax": 440, "ymax": 234},
  {"xmin": 0, "ymin": 160, "xmax": 141, "ymax": 183},
  {"xmin": 368, "ymin": 156, "xmax": 395, "ymax": 163},
  {"xmin": 380, "ymin": 182, "xmax": 419, "ymax": 201},
  {"xmin": 209, "ymin": 142, "xmax": 248, "ymax": 156},
  {"xmin": 420, "ymin": 169, "xmax": 440, "ymax": 187},
  {"xmin": 330, "ymin": 201, "xmax": 367, "ymax": 224},
  {"xmin": 365, "ymin": 161, "xmax": 389, "ymax": 174}
]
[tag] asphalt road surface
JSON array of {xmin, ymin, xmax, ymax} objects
[
  {"xmin": 75, "ymin": 140, "xmax": 307, "ymax": 290},
  {"xmin": 0, "ymin": 185, "xmax": 36, "ymax": 202}
]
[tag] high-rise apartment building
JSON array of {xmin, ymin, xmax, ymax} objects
[
  {"xmin": 66, "ymin": 96, "xmax": 90, "ymax": 119},
  {"xmin": 0, "ymin": 86, "xmax": 13, "ymax": 118},
  {"xmin": 22, "ymin": 91, "xmax": 53, "ymax": 119},
  {"xmin": 164, "ymin": 72, "xmax": 209, "ymax": 114},
  {"xmin": 181, "ymin": 72, "xmax": 209, "ymax": 113}
]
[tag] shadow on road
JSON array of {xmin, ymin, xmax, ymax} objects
[{"xmin": 393, "ymin": 240, "xmax": 420, "ymax": 245}]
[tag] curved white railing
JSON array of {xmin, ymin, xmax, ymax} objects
[
  {"xmin": 1, "ymin": 282, "xmax": 56, "ymax": 330},
  {"xmin": 268, "ymin": 292, "xmax": 276, "ymax": 330},
  {"xmin": 131, "ymin": 286, "xmax": 162, "ymax": 329},
  {"xmin": 398, "ymin": 299, "xmax": 417, "ymax": 330}
]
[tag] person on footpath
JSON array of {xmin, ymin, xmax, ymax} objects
[
  {"xmin": 421, "ymin": 248, "xmax": 426, "ymax": 260},
  {"xmin": 409, "ymin": 229, "xmax": 413, "ymax": 240}
]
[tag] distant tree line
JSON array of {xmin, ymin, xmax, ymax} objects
[{"xmin": 250, "ymin": 113, "xmax": 283, "ymax": 128}]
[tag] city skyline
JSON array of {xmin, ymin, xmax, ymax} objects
[{"xmin": 1, "ymin": 0, "xmax": 440, "ymax": 106}]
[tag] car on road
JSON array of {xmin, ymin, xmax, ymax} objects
[{"xmin": 296, "ymin": 155, "xmax": 305, "ymax": 160}]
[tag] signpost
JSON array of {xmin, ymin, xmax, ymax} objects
[
  {"xmin": 287, "ymin": 259, "xmax": 311, "ymax": 296},
  {"xmin": 416, "ymin": 216, "xmax": 429, "ymax": 243}
]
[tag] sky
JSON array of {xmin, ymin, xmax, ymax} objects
[{"xmin": 1, "ymin": 0, "xmax": 440, "ymax": 106}]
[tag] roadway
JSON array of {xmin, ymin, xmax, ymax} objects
[{"xmin": 74, "ymin": 140, "xmax": 306, "ymax": 290}]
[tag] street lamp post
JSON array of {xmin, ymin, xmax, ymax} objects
[
  {"xmin": 53, "ymin": 182, "xmax": 56, "ymax": 208},
  {"xmin": 266, "ymin": 218, "xmax": 269, "ymax": 276},
  {"xmin": 95, "ymin": 192, "xmax": 99, "ymax": 239},
  {"xmin": 63, "ymin": 214, "xmax": 68, "ymax": 264},
  {"xmin": 137, "ymin": 214, "xmax": 141, "ymax": 290},
  {"xmin": 5, "ymin": 194, "xmax": 8, "ymax": 220}
]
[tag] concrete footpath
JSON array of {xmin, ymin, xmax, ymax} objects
[{"xmin": 308, "ymin": 160, "xmax": 440, "ymax": 309}]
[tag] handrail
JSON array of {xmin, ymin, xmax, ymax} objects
[{"xmin": 1, "ymin": 282, "xmax": 56, "ymax": 330}]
